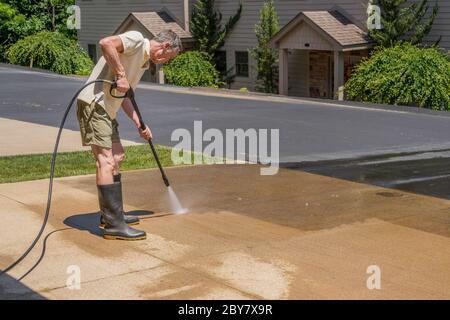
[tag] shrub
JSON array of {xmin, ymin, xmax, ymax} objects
[
  {"xmin": 345, "ymin": 43, "xmax": 450, "ymax": 110},
  {"xmin": 6, "ymin": 31, "xmax": 93, "ymax": 75},
  {"xmin": 163, "ymin": 51, "xmax": 222, "ymax": 88}
]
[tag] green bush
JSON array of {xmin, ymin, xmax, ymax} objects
[
  {"xmin": 345, "ymin": 43, "xmax": 450, "ymax": 110},
  {"xmin": 163, "ymin": 51, "xmax": 222, "ymax": 88},
  {"xmin": 6, "ymin": 31, "xmax": 93, "ymax": 75}
]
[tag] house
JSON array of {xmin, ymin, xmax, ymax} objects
[
  {"xmin": 269, "ymin": 10, "xmax": 374, "ymax": 99},
  {"xmin": 76, "ymin": 0, "xmax": 194, "ymax": 62},
  {"xmin": 76, "ymin": 0, "xmax": 449, "ymax": 99}
]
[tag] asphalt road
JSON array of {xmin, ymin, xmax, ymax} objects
[
  {"xmin": 3, "ymin": 65, "xmax": 450, "ymax": 161},
  {"xmin": 2, "ymin": 65, "xmax": 450, "ymax": 199}
]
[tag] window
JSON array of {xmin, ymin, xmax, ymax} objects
[
  {"xmin": 88, "ymin": 44, "xmax": 97, "ymax": 63},
  {"xmin": 215, "ymin": 51, "xmax": 227, "ymax": 75},
  {"xmin": 235, "ymin": 51, "xmax": 249, "ymax": 77}
]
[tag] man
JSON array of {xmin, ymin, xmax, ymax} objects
[{"xmin": 77, "ymin": 29, "xmax": 181, "ymax": 241}]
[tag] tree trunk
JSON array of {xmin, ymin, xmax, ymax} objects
[{"xmin": 52, "ymin": 5, "xmax": 55, "ymax": 31}]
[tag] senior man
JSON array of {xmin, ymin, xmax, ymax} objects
[{"xmin": 77, "ymin": 29, "xmax": 181, "ymax": 241}]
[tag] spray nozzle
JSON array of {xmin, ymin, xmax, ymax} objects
[{"xmin": 163, "ymin": 177, "xmax": 170, "ymax": 187}]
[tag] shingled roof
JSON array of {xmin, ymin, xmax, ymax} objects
[
  {"xmin": 304, "ymin": 11, "xmax": 371, "ymax": 46},
  {"xmin": 115, "ymin": 11, "xmax": 193, "ymax": 41},
  {"xmin": 270, "ymin": 10, "xmax": 373, "ymax": 50}
]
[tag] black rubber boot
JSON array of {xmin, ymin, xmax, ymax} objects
[
  {"xmin": 99, "ymin": 174, "xmax": 139, "ymax": 228},
  {"xmin": 98, "ymin": 184, "xmax": 146, "ymax": 241}
]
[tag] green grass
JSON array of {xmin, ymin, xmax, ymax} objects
[{"xmin": 0, "ymin": 144, "xmax": 186, "ymax": 184}]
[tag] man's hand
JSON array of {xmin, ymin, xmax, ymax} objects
[
  {"xmin": 139, "ymin": 125, "xmax": 152, "ymax": 141},
  {"xmin": 115, "ymin": 76, "xmax": 130, "ymax": 93}
]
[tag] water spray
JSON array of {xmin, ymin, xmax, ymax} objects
[{"xmin": 121, "ymin": 88, "xmax": 187, "ymax": 215}]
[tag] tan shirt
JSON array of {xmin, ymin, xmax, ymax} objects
[{"xmin": 78, "ymin": 31, "xmax": 151, "ymax": 119}]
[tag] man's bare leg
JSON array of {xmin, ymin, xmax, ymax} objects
[
  {"xmin": 91, "ymin": 145, "xmax": 115, "ymax": 185},
  {"xmin": 112, "ymin": 142, "xmax": 125, "ymax": 176}
]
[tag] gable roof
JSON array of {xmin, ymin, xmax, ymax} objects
[
  {"xmin": 115, "ymin": 11, "xmax": 194, "ymax": 41},
  {"xmin": 270, "ymin": 10, "xmax": 373, "ymax": 50}
]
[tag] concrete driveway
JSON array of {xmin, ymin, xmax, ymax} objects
[
  {"xmin": 1, "ymin": 65, "xmax": 450, "ymax": 300},
  {"xmin": 1, "ymin": 165, "xmax": 449, "ymax": 299}
]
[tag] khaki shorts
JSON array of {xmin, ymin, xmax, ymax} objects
[{"xmin": 76, "ymin": 100, "xmax": 120, "ymax": 149}]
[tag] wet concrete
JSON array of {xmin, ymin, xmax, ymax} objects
[
  {"xmin": 283, "ymin": 149, "xmax": 450, "ymax": 201},
  {"xmin": 0, "ymin": 164, "xmax": 449, "ymax": 299}
]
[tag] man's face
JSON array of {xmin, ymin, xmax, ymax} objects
[{"xmin": 151, "ymin": 42, "xmax": 179, "ymax": 65}]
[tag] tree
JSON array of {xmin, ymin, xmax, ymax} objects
[
  {"xmin": 0, "ymin": 0, "xmax": 41, "ymax": 16},
  {"xmin": 0, "ymin": 0, "xmax": 76, "ymax": 39},
  {"xmin": 190, "ymin": 0, "xmax": 242, "ymax": 57},
  {"xmin": 368, "ymin": 0, "xmax": 439, "ymax": 47},
  {"xmin": 42, "ymin": 0, "xmax": 76, "ymax": 36},
  {"xmin": 249, "ymin": 0, "xmax": 279, "ymax": 93},
  {"xmin": 0, "ymin": 2, "xmax": 45, "ymax": 61}
]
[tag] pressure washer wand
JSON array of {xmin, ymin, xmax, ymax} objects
[{"xmin": 126, "ymin": 88, "xmax": 171, "ymax": 187}]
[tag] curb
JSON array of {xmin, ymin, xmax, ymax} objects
[
  {"xmin": 139, "ymin": 82, "xmax": 450, "ymax": 118},
  {"xmin": 0, "ymin": 63, "xmax": 87, "ymax": 81}
]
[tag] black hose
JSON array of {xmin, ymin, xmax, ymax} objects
[
  {"xmin": 0, "ymin": 79, "xmax": 115, "ymax": 276},
  {"xmin": 18, "ymin": 228, "xmax": 71, "ymax": 281},
  {"xmin": 126, "ymin": 89, "xmax": 171, "ymax": 187}
]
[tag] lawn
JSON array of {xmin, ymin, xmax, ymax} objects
[{"xmin": 0, "ymin": 144, "xmax": 189, "ymax": 183}]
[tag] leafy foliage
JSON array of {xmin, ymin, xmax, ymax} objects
[
  {"xmin": 345, "ymin": 43, "xmax": 450, "ymax": 110},
  {"xmin": 249, "ymin": 0, "xmax": 279, "ymax": 93},
  {"xmin": 369, "ymin": 0, "xmax": 439, "ymax": 47},
  {"xmin": 0, "ymin": 0, "xmax": 76, "ymax": 61},
  {"xmin": 0, "ymin": 0, "xmax": 76, "ymax": 40},
  {"xmin": 6, "ymin": 31, "xmax": 93, "ymax": 75},
  {"xmin": 221, "ymin": 66, "xmax": 237, "ymax": 89},
  {"xmin": 0, "ymin": 0, "xmax": 44, "ymax": 16},
  {"xmin": 190, "ymin": 0, "xmax": 242, "ymax": 57},
  {"xmin": 189, "ymin": 0, "xmax": 243, "ymax": 87},
  {"xmin": 0, "ymin": 3, "xmax": 45, "ymax": 60},
  {"xmin": 163, "ymin": 51, "xmax": 222, "ymax": 88}
]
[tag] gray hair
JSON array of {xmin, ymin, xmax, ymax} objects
[{"xmin": 153, "ymin": 29, "xmax": 182, "ymax": 52}]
